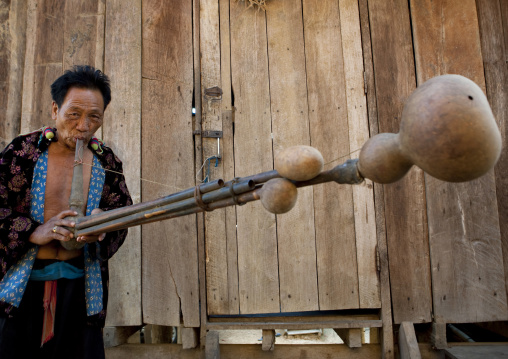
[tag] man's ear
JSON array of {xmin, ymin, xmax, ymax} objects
[{"xmin": 51, "ymin": 101, "xmax": 58, "ymax": 120}]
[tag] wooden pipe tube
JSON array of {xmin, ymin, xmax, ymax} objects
[
  {"xmin": 75, "ymin": 178, "xmax": 257, "ymax": 236},
  {"xmin": 77, "ymin": 188, "xmax": 264, "ymax": 236},
  {"xmin": 358, "ymin": 74, "xmax": 502, "ymax": 183},
  {"xmin": 61, "ymin": 139, "xmax": 86, "ymax": 250},
  {"xmin": 75, "ymin": 157, "xmax": 364, "ymax": 236},
  {"xmin": 75, "ymin": 178, "xmax": 224, "ymax": 230}
]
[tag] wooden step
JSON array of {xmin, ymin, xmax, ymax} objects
[{"xmin": 444, "ymin": 345, "xmax": 508, "ymax": 358}]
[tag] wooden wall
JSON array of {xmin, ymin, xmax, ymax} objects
[{"xmin": 0, "ymin": 0, "xmax": 507, "ymax": 331}]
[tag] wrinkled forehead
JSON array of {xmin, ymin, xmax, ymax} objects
[{"xmin": 60, "ymin": 87, "xmax": 105, "ymax": 111}]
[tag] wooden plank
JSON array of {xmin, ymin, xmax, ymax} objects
[
  {"xmin": 476, "ymin": 0, "xmax": 508, "ymax": 308},
  {"xmin": 503, "ymin": 2, "xmax": 508, "ymax": 65},
  {"xmin": 302, "ymin": 0, "xmax": 359, "ymax": 311},
  {"xmin": 105, "ymin": 343, "xmax": 383, "ymax": 359},
  {"xmin": 103, "ymin": 326, "xmax": 141, "ymax": 348},
  {"xmin": 230, "ymin": 0, "xmax": 280, "ymax": 314},
  {"xmin": 338, "ymin": 0, "xmax": 380, "ymax": 309},
  {"xmin": 334, "ymin": 328, "xmax": 363, "ymax": 348},
  {"xmin": 140, "ymin": 0, "xmax": 198, "ymax": 328},
  {"xmin": 21, "ymin": 0, "xmax": 64, "ymax": 133},
  {"xmin": 200, "ymin": 0, "xmax": 233, "ymax": 316},
  {"xmin": 399, "ymin": 322, "xmax": 422, "ymax": 359},
  {"xmin": 220, "ymin": 0, "xmax": 240, "ymax": 317},
  {"xmin": 358, "ymin": 0, "xmax": 395, "ymax": 356},
  {"xmin": 206, "ymin": 319, "xmax": 382, "ymax": 330},
  {"xmin": 410, "ymin": 0, "xmax": 508, "ymax": 323},
  {"xmin": 63, "ymin": 0, "xmax": 101, "ymax": 69},
  {"xmin": 103, "ymin": 0, "xmax": 142, "ymax": 327},
  {"xmin": 266, "ymin": 0, "xmax": 318, "ymax": 313},
  {"xmin": 182, "ymin": 327, "xmax": 199, "ymax": 349},
  {"xmin": 1, "ymin": 0, "xmax": 27, "ymax": 148},
  {"xmin": 444, "ymin": 345, "xmax": 508, "ymax": 359},
  {"xmin": 261, "ymin": 329, "xmax": 275, "ymax": 351},
  {"xmin": 368, "ymin": 0, "xmax": 432, "ymax": 324},
  {"xmin": 206, "ymin": 331, "xmax": 220, "ymax": 359},
  {"xmin": 102, "ymin": 0, "xmax": 141, "ymax": 326},
  {"xmin": 431, "ymin": 322, "xmax": 447, "ymax": 350}
]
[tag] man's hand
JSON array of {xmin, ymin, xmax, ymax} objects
[
  {"xmin": 29, "ymin": 210, "xmax": 78, "ymax": 245},
  {"xmin": 76, "ymin": 208, "xmax": 106, "ymax": 244}
]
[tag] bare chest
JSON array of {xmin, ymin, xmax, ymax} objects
[{"xmin": 43, "ymin": 148, "xmax": 93, "ymax": 222}]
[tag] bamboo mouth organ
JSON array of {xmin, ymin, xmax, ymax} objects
[{"xmin": 61, "ymin": 74, "xmax": 502, "ymax": 250}]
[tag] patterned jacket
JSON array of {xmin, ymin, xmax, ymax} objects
[{"xmin": 0, "ymin": 128, "xmax": 132, "ymax": 326}]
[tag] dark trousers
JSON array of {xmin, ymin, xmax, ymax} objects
[{"xmin": 0, "ymin": 277, "xmax": 105, "ymax": 359}]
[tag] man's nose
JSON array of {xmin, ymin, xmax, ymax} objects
[{"xmin": 76, "ymin": 117, "xmax": 91, "ymax": 131}]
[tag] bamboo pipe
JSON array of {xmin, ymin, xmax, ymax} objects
[
  {"xmin": 74, "ymin": 159, "xmax": 363, "ymax": 236},
  {"xmin": 61, "ymin": 139, "xmax": 86, "ymax": 250},
  {"xmin": 64, "ymin": 74, "xmax": 501, "ymax": 238}
]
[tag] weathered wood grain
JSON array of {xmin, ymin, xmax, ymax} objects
[
  {"xmin": 105, "ymin": 343, "xmax": 384, "ymax": 359},
  {"xmin": 476, "ymin": 0, "xmax": 508, "ymax": 309},
  {"xmin": 339, "ymin": 0, "xmax": 380, "ymax": 309},
  {"xmin": 302, "ymin": 0, "xmax": 359, "ymax": 311},
  {"xmin": 368, "ymin": 0, "xmax": 432, "ymax": 324},
  {"xmin": 140, "ymin": 0, "xmax": 199, "ymax": 327},
  {"xmin": 334, "ymin": 328, "xmax": 363, "ymax": 348},
  {"xmin": 219, "ymin": 0, "xmax": 240, "ymax": 316},
  {"xmin": 63, "ymin": 0, "xmax": 101, "ymax": 70},
  {"xmin": 266, "ymin": 0, "xmax": 318, "ymax": 313},
  {"xmin": 358, "ymin": 0, "xmax": 394, "ymax": 356},
  {"xmin": 103, "ymin": 0, "xmax": 141, "ymax": 327},
  {"xmin": 399, "ymin": 322, "xmax": 422, "ymax": 359},
  {"xmin": 1, "ymin": 0, "xmax": 27, "ymax": 148},
  {"xmin": 230, "ymin": 1, "xmax": 280, "ymax": 314},
  {"xmin": 21, "ymin": 0, "xmax": 64, "ymax": 133},
  {"xmin": 200, "ymin": 0, "xmax": 231, "ymax": 316},
  {"xmin": 410, "ymin": 0, "xmax": 508, "ymax": 323}
]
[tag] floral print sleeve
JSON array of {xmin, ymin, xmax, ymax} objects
[
  {"xmin": 0, "ymin": 136, "xmax": 40, "ymax": 276},
  {"xmin": 94, "ymin": 147, "xmax": 133, "ymax": 261}
]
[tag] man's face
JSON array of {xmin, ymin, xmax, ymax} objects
[{"xmin": 51, "ymin": 87, "xmax": 105, "ymax": 150}]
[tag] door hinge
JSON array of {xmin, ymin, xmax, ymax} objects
[{"xmin": 193, "ymin": 130, "xmax": 223, "ymax": 138}]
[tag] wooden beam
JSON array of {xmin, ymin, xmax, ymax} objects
[
  {"xmin": 206, "ymin": 319, "xmax": 382, "ymax": 331},
  {"xmin": 334, "ymin": 328, "xmax": 362, "ymax": 348},
  {"xmin": 205, "ymin": 331, "xmax": 220, "ymax": 359},
  {"xmin": 182, "ymin": 327, "xmax": 199, "ymax": 350},
  {"xmin": 105, "ymin": 343, "xmax": 383, "ymax": 359},
  {"xmin": 1, "ymin": 0, "xmax": 27, "ymax": 148},
  {"xmin": 261, "ymin": 329, "xmax": 275, "ymax": 351},
  {"xmin": 432, "ymin": 322, "xmax": 448, "ymax": 350},
  {"xmin": 358, "ymin": 0, "xmax": 394, "ymax": 357},
  {"xmin": 399, "ymin": 322, "xmax": 422, "ymax": 359},
  {"xmin": 103, "ymin": 326, "xmax": 141, "ymax": 348},
  {"xmin": 103, "ymin": 0, "xmax": 142, "ymax": 327}
]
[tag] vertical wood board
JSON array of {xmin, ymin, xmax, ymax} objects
[
  {"xmin": 230, "ymin": 1, "xmax": 280, "ymax": 314},
  {"xmin": 368, "ymin": 0, "xmax": 432, "ymax": 324},
  {"xmin": 1, "ymin": 0, "xmax": 27, "ymax": 148},
  {"xmin": 141, "ymin": 0, "xmax": 199, "ymax": 327},
  {"xmin": 200, "ymin": 0, "xmax": 230, "ymax": 316},
  {"xmin": 63, "ymin": 0, "xmax": 101, "ymax": 70},
  {"xmin": 476, "ymin": 0, "xmax": 508, "ymax": 307},
  {"xmin": 410, "ymin": 0, "xmax": 507, "ymax": 323},
  {"xmin": 266, "ymin": 0, "xmax": 318, "ymax": 313},
  {"xmin": 338, "ymin": 0, "xmax": 380, "ymax": 309},
  {"xmin": 21, "ymin": 0, "xmax": 64, "ymax": 133},
  {"xmin": 302, "ymin": 0, "xmax": 359, "ymax": 310},
  {"xmin": 358, "ymin": 0, "xmax": 394, "ymax": 355},
  {"xmin": 220, "ymin": 0, "xmax": 239, "ymax": 316},
  {"xmin": 103, "ymin": 0, "xmax": 142, "ymax": 326}
]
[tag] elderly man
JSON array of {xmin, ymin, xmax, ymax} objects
[{"xmin": 0, "ymin": 65, "xmax": 132, "ymax": 358}]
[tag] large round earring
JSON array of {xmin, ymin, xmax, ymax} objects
[{"xmin": 44, "ymin": 127, "xmax": 55, "ymax": 140}]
